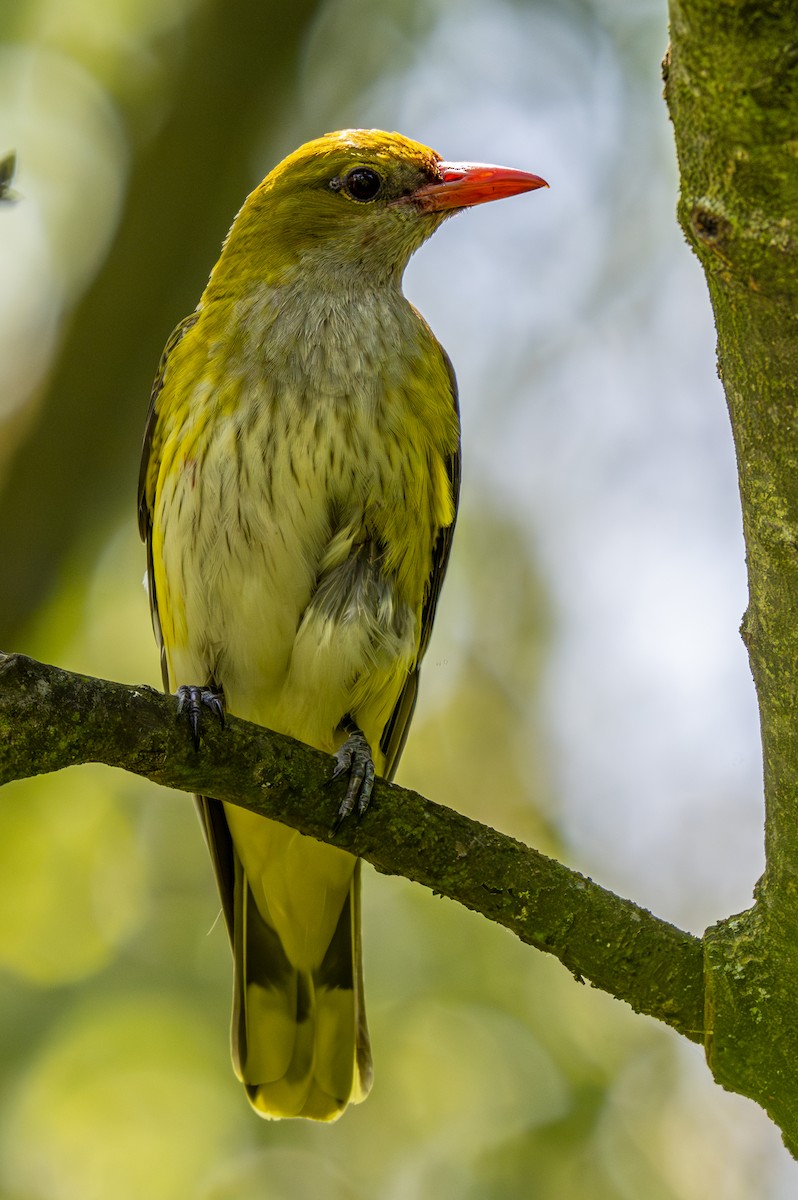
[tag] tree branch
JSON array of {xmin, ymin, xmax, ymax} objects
[{"xmin": 0, "ymin": 650, "xmax": 704, "ymax": 1044}]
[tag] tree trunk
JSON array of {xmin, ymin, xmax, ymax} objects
[{"xmin": 665, "ymin": 0, "xmax": 798, "ymax": 1155}]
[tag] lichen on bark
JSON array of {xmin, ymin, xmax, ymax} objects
[{"xmin": 666, "ymin": 0, "xmax": 798, "ymax": 1155}]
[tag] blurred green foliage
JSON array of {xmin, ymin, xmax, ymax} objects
[{"xmin": 0, "ymin": 0, "xmax": 789, "ymax": 1195}]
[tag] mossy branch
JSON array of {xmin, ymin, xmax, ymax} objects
[{"xmin": 0, "ymin": 650, "xmax": 705, "ymax": 1046}]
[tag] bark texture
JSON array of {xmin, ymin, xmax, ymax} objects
[{"xmin": 665, "ymin": 0, "xmax": 798, "ymax": 1155}]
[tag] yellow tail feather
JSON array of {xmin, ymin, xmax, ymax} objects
[{"xmin": 227, "ymin": 818, "xmax": 372, "ymax": 1121}]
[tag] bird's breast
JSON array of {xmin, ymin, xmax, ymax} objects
[{"xmin": 151, "ymin": 287, "xmax": 457, "ymax": 742}]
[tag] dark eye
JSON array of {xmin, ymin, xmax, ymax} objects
[{"xmin": 343, "ymin": 167, "xmax": 382, "ymax": 202}]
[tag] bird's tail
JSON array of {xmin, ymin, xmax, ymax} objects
[{"xmin": 224, "ymin": 816, "xmax": 372, "ymax": 1121}]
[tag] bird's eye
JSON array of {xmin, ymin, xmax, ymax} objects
[{"xmin": 343, "ymin": 168, "xmax": 382, "ymax": 202}]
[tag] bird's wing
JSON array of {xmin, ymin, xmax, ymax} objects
[
  {"xmin": 379, "ymin": 350, "xmax": 461, "ymax": 780},
  {"xmin": 137, "ymin": 312, "xmax": 198, "ymax": 690},
  {"xmin": 137, "ymin": 311, "xmax": 237, "ymax": 934}
]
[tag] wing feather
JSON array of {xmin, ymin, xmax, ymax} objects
[
  {"xmin": 380, "ymin": 348, "xmax": 461, "ymax": 779},
  {"xmin": 137, "ymin": 313, "xmax": 199, "ymax": 689}
]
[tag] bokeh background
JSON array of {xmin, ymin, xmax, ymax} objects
[{"xmin": 0, "ymin": 0, "xmax": 793, "ymax": 1196}]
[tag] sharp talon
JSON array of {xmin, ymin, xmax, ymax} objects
[
  {"xmin": 329, "ymin": 725, "xmax": 375, "ymax": 835},
  {"xmin": 329, "ymin": 755, "xmax": 351, "ymax": 783},
  {"xmin": 356, "ymin": 766, "xmax": 375, "ymax": 820},
  {"xmin": 207, "ymin": 694, "xmax": 225, "ymax": 729},
  {"xmin": 329, "ymin": 810, "xmax": 346, "ymax": 838},
  {"xmin": 175, "ymin": 683, "xmax": 225, "ymax": 749}
]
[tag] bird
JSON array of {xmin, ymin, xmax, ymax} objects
[{"xmin": 138, "ymin": 128, "xmax": 547, "ymax": 1121}]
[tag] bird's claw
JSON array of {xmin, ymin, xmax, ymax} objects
[
  {"xmin": 329, "ymin": 729, "xmax": 375, "ymax": 835},
  {"xmin": 176, "ymin": 684, "xmax": 225, "ymax": 750}
]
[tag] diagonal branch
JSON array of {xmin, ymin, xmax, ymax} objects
[{"xmin": 0, "ymin": 650, "xmax": 704, "ymax": 1043}]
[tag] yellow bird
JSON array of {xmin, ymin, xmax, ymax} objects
[{"xmin": 138, "ymin": 129, "xmax": 546, "ymax": 1120}]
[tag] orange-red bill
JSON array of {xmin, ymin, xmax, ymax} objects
[{"xmin": 412, "ymin": 161, "xmax": 549, "ymax": 212}]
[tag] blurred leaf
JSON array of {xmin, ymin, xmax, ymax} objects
[
  {"xmin": 1, "ymin": 994, "xmax": 240, "ymax": 1200},
  {"xmin": 203, "ymin": 1148, "xmax": 364, "ymax": 1200},
  {"xmin": 0, "ymin": 768, "xmax": 146, "ymax": 984}
]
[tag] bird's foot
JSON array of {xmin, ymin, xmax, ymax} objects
[
  {"xmin": 330, "ymin": 721, "xmax": 375, "ymax": 834},
  {"xmin": 176, "ymin": 683, "xmax": 225, "ymax": 750}
]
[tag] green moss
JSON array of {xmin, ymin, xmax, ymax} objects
[{"xmin": 666, "ymin": 0, "xmax": 798, "ymax": 1154}]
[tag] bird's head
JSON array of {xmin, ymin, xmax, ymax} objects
[{"xmin": 213, "ymin": 129, "xmax": 547, "ymax": 292}]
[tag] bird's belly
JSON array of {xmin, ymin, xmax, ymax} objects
[{"xmin": 153, "ymin": 426, "xmax": 417, "ymax": 756}]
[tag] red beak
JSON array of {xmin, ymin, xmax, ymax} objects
[{"xmin": 411, "ymin": 161, "xmax": 548, "ymax": 212}]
